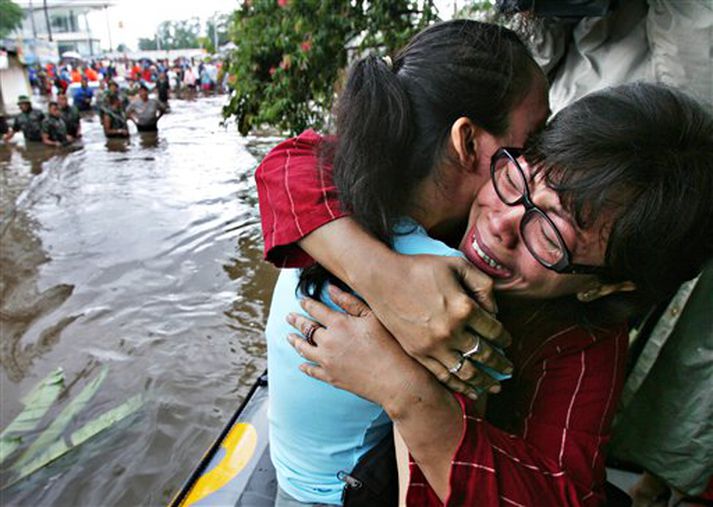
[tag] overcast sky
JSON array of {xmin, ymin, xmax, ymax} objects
[{"xmin": 85, "ymin": 0, "xmax": 457, "ymax": 51}]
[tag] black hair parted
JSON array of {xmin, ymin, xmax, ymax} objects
[
  {"xmin": 299, "ymin": 20, "xmax": 542, "ymax": 298},
  {"xmin": 526, "ymin": 82, "xmax": 713, "ymax": 318}
]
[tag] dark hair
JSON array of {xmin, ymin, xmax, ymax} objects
[
  {"xmin": 526, "ymin": 82, "xmax": 713, "ymax": 324},
  {"xmin": 300, "ymin": 20, "xmax": 541, "ymax": 297},
  {"xmin": 139, "ymin": 83, "xmax": 149, "ymax": 91},
  {"xmin": 48, "ymin": 101, "xmax": 58, "ymax": 108}
]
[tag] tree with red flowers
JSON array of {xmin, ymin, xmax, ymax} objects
[{"xmin": 223, "ymin": 0, "xmax": 438, "ymax": 135}]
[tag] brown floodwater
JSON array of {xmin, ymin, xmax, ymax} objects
[{"xmin": 0, "ymin": 97, "xmax": 280, "ymax": 506}]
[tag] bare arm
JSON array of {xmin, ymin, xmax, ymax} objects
[
  {"xmin": 103, "ymin": 114, "xmax": 127, "ymax": 136},
  {"xmin": 41, "ymin": 131, "xmax": 60, "ymax": 147},
  {"xmin": 299, "ymin": 217, "xmax": 512, "ymax": 393},
  {"xmin": 288, "ymin": 289, "xmax": 463, "ymax": 501}
]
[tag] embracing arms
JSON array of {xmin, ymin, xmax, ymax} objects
[
  {"xmin": 288, "ymin": 287, "xmax": 628, "ymax": 506},
  {"xmin": 255, "ymin": 132, "xmax": 512, "ymax": 392}
]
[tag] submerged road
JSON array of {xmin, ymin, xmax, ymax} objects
[{"xmin": 0, "ymin": 97, "xmax": 279, "ymax": 505}]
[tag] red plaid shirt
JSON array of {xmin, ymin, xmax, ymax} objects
[{"xmin": 255, "ymin": 131, "xmax": 628, "ymax": 506}]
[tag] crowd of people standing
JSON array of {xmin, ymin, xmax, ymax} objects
[{"xmin": 2, "ymin": 56, "xmax": 228, "ymax": 148}]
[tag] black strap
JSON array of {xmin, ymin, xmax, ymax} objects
[{"xmin": 340, "ymin": 431, "xmax": 398, "ymax": 507}]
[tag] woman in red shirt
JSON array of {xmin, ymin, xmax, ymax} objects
[{"xmin": 255, "ymin": 77, "xmax": 713, "ymax": 505}]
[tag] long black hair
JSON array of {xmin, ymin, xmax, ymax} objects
[{"xmin": 299, "ymin": 20, "xmax": 542, "ymax": 298}]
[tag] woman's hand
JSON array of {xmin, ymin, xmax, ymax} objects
[
  {"xmin": 299, "ymin": 218, "xmax": 514, "ymax": 392},
  {"xmin": 361, "ymin": 254, "xmax": 513, "ymax": 392},
  {"xmin": 288, "ymin": 285, "xmax": 485, "ymax": 401},
  {"xmin": 288, "ymin": 286, "xmax": 466, "ymax": 500},
  {"xmin": 287, "ymin": 286, "xmax": 433, "ymax": 405}
]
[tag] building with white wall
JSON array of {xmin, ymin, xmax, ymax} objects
[{"xmin": 13, "ymin": 0, "xmax": 115, "ymax": 57}]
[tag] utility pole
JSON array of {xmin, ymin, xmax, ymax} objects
[
  {"xmin": 28, "ymin": 0, "xmax": 37, "ymax": 38},
  {"xmin": 105, "ymin": 4, "xmax": 113, "ymax": 52},
  {"xmin": 42, "ymin": 0, "xmax": 52, "ymax": 41},
  {"xmin": 212, "ymin": 14, "xmax": 218, "ymax": 52},
  {"xmin": 85, "ymin": 12, "xmax": 93, "ymax": 55}
]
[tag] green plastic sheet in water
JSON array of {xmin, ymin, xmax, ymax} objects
[{"xmin": 0, "ymin": 368, "xmax": 64, "ymax": 464}]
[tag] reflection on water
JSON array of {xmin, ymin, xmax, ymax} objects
[{"xmin": 0, "ymin": 97, "xmax": 280, "ymax": 505}]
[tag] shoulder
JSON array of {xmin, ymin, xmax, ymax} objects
[
  {"xmin": 392, "ymin": 219, "xmax": 465, "ymax": 259},
  {"xmin": 257, "ymin": 129, "xmax": 329, "ymax": 175},
  {"xmin": 521, "ymin": 323, "xmax": 628, "ymax": 374}
]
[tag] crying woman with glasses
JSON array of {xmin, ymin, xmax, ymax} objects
[{"xmin": 257, "ymin": 21, "xmax": 713, "ymax": 507}]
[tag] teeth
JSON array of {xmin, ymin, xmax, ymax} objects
[{"xmin": 472, "ymin": 239, "xmax": 505, "ymax": 271}]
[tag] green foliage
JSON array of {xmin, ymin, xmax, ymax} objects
[
  {"xmin": 455, "ymin": 0, "xmax": 499, "ymax": 21},
  {"xmin": 206, "ymin": 13, "xmax": 231, "ymax": 50},
  {"xmin": 0, "ymin": 0, "xmax": 24, "ymax": 39},
  {"xmin": 223, "ymin": 0, "xmax": 438, "ymax": 135},
  {"xmin": 138, "ymin": 18, "xmax": 202, "ymax": 51},
  {"xmin": 137, "ymin": 37, "xmax": 157, "ymax": 51}
]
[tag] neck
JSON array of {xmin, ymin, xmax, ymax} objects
[{"xmin": 408, "ymin": 167, "xmax": 462, "ymax": 238}]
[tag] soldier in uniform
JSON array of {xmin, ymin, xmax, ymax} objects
[
  {"xmin": 40, "ymin": 101, "xmax": 73, "ymax": 147},
  {"xmin": 2, "ymin": 96, "xmax": 44, "ymax": 144},
  {"xmin": 58, "ymin": 93, "xmax": 81, "ymax": 139},
  {"xmin": 102, "ymin": 94, "xmax": 130, "ymax": 138}
]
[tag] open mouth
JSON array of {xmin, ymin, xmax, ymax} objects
[
  {"xmin": 472, "ymin": 237, "xmax": 506, "ymax": 271},
  {"xmin": 462, "ymin": 229, "xmax": 513, "ymax": 279}
]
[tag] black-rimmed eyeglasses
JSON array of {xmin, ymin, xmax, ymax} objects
[{"xmin": 490, "ymin": 147, "xmax": 607, "ymax": 276}]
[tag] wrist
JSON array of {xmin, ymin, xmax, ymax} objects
[
  {"xmin": 382, "ymin": 364, "xmax": 451, "ymax": 422},
  {"xmin": 348, "ymin": 244, "xmax": 402, "ymax": 299}
]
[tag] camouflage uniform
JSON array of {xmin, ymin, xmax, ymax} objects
[
  {"xmin": 60, "ymin": 105, "xmax": 81, "ymax": 138},
  {"xmin": 11, "ymin": 109, "xmax": 44, "ymax": 142},
  {"xmin": 103, "ymin": 105, "xmax": 129, "ymax": 136},
  {"xmin": 41, "ymin": 115, "xmax": 69, "ymax": 145}
]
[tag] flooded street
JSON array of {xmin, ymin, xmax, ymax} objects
[{"xmin": 0, "ymin": 97, "xmax": 279, "ymax": 506}]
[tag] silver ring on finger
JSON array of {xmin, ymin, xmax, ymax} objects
[
  {"xmin": 448, "ymin": 354, "xmax": 465, "ymax": 375},
  {"xmin": 462, "ymin": 334, "xmax": 481, "ymax": 359},
  {"xmin": 304, "ymin": 323, "xmax": 321, "ymax": 346}
]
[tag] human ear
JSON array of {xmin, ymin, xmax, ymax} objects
[
  {"xmin": 576, "ymin": 281, "xmax": 637, "ymax": 302},
  {"xmin": 449, "ymin": 117, "xmax": 479, "ymax": 172}
]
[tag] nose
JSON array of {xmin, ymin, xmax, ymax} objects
[{"xmin": 488, "ymin": 202, "xmax": 523, "ymax": 249}]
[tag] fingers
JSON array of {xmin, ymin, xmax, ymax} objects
[
  {"xmin": 420, "ymin": 357, "xmax": 482, "ymax": 400},
  {"xmin": 465, "ymin": 337, "xmax": 514, "ymax": 376},
  {"xmin": 326, "ymin": 285, "xmax": 371, "ymax": 317},
  {"xmin": 287, "ymin": 312, "xmax": 324, "ymax": 345},
  {"xmin": 287, "ymin": 333, "xmax": 320, "ymax": 362},
  {"xmin": 440, "ymin": 348, "xmax": 480, "ymax": 384},
  {"xmin": 465, "ymin": 307, "xmax": 512, "ymax": 348},
  {"xmin": 298, "ymin": 297, "xmax": 339, "ymax": 327},
  {"xmin": 453, "ymin": 258, "xmax": 497, "ymax": 313},
  {"xmin": 298, "ymin": 362, "xmax": 328, "ymax": 382}
]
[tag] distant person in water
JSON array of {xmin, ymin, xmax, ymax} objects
[
  {"xmin": 41, "ymin": 101, "xmax": 73, "ymax": 147},
  {"xmin": 57, "ymin": 93, "xmax": 81, "ymax": 139},
  {"xmin": 3, "ymin": 95, "xmax": 44, "ymax": 143},
  {"xmin": 127, "ymin": 84, "xmax": 166, "ymax": 132},
  {"xmin": 73, "ymin": 76, "xmax": 94, "ymax": 112},
  {"xmin": 156, "ymin": 71, "xmax": 170, "ymax": 105},
  {"xmin": 102, "ymin": 94, "xmax": 129, "ymax": 138}
]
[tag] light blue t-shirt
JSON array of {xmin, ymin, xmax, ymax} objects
[{"xmin": 266, "ymin": 219, "xmax": 465, "ymax": 504}]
